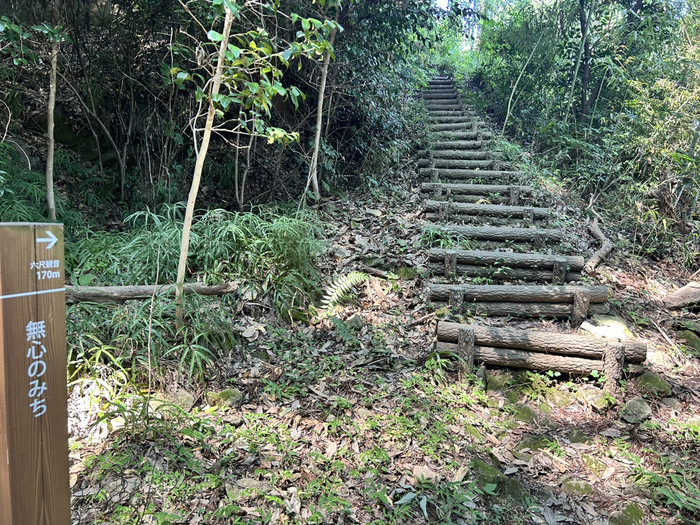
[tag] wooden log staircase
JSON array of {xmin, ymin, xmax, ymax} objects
[{"xmin": 420, "ymin": 76, "xmax": 646, "ymax": 381}]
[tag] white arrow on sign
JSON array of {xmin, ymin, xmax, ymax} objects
[{"xmin": 36, "ymin": 230, "xmax": 58, "ymax": 250}]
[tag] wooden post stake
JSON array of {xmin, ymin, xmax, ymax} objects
[
  {"xmin": 438, "ymin": 202, "xmax": 448, "ymax": 222},
  {"xmin": 0, "ymin": 223, "xmax": 70, "ymax": 525},
  {"xmin": 572, "ymin": 290, "xmax": 591, "ymax": 326},
  {"xmin": 449, "ymin": 288, "xmax": 463, "ymax": 308},
  {"xmin": 552, "ymin": 258, "xmax": 567, "ymax": 285},
  {"xmin": 509, "ymin": 186, "xmax": 521, "ymax": 206},
  {"xmin": 457, "ymin": 326, "xmax": 475, "ymax": 372},
  {"xmin": 444, "ymin": 253, "xmax": 457, "ymax": 278},
  {"xmin": 603, "ymin": 342, "xmax": 624, "ymax": 398}
]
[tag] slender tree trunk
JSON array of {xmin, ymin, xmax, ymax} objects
[
  {"xmin": 566, "ymin": 0, "xmax": 595, "ymax": 123},
  {"xmin": 579, "ymin": 0, "xmax": 593, "ymax": 118},
  {"xmin": 45, "ymin": 35, "xmax": 58, "ymax": 221},
  {"xmin": 175, "ymin": 8, "xmax": 234, "ymax": 325},
  {"xmin": 307, "ymin": 22, "xmax": 337, "ymax": 200}
]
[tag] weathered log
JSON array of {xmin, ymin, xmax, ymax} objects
[
  {"xmin": 430, "ymin": 159, "xmax": 510, "ymax": 170},
  {"xmin": 423, "ymin": 93, "xmax": 457, "ymax": 99},
  {"xmin": 584, "ymin": 218, "xmax": 614, "ymax": 273},
  {"xmin": 428, "ymin": 248, "xmax": 584, "ymax": 271},
  {"xmin": 432, "ymin": 123, "xmax": 488, "ymax": 132},
  {"xmin": 433, "ymin": 301, "xmax": 608, "ymax": 318},
  {"xmin": 664, "ymin": 281, "xmax": 700, "ymax": 309},
  {"xmin": 430, "ymin": 140, "xmax": 487, "ymax": 149},
  {"xmin": 427, "ymin": 262, "xmax": 582, "ymax": 282},
  {"xmin": 65, "ymin": 282, "xmax": 240, "ymax": 303},
  {"xmin": 422, "ymin": 183, "xmax": 532, "ymax": 196},
  {"xmin": 431, "ymin": 117, "xmax": 481, "ymax": 125},
  {"xmin": 430, "ymin": 150, "xmax": 492, "ymax": 160},
  {"xmin": 433, "ymin": 131, "xmax": 493, "ymax": 140},
  {"xmin": 427, "ymin": 109, "xmax": 466, "ymax": 116},
  {"xmin": 424, "ymin": 213, "xmax": 543, "ymax": 226},
  {"xmin": 426, "ymin": 194, "xmax": 511, "ymax": 205},
  {"xmin": 435, "ymin": 342, "xmax": 604, "ymax": 374},
  {"xmin": 436, "ymin": 323, "xmax": 646, "ymax": 362},
  {"xmin": 424, "ymin": 201, "xmax": 549, "ymax": 219},
  {"xmin": 426, "ymin": 102, "xmax": 462, "ymax": 108},
  {"xmin": 419, "ymin": 169, "xmax": 522, "ymax": 181},
  {"xmin": 428, "ymin": 284, "xmax": 608, "ymax": 304},
  {"xmin": 429, "ymin": 224, "xmax": 562, "ymax": 243}
]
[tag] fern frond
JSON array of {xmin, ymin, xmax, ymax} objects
[{"xmin": 321, "ymin": 271, "xmax": 369, "ymax": 310}]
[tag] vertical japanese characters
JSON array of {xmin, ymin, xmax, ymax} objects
[{"xmin": 26, "ymin": 320, "xmax": 48, "ymax": 417}]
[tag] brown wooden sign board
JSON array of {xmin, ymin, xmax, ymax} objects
[{"xmin": 0, "ymin": 224, "xmax": 70, "ymax": 525}]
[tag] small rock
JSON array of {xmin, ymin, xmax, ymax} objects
[
  {"xmin": 504, "ymin": 390, "xmax": 520, "ymax": 404},
  {"xmin": 472, "ymin": 457, "xmax": 529, "ymax": 505},
  {"xmin": 676, "ymin": 330, "xmax": 700, "ymax": 355},
  {"xmin": 580, "ymin": 315, "xmax": 633, "ymax": 341},
  {"xmin": 576, "ymin": 386, "xmax": 613, "ymax": 412},
  {"xmin": 660, "ymin": 397, "xmax": 682, "ymax": 410},
  {"xmin": 621, "ymin": 397, "xmax": 652, "ymax": 424},
  {"xmin": 464, "ymin": 424, "xmax": 484, "ymax": 442},
  {"xmin": 560, "ymin": 475, "xmax": 593, "ymax": 495},
  {"xmin": 582, "ymin": 454, "xmax": 607, "ymax": 478},
  {"xmin": 568, "ymin": 428, "xmax": 590, "ymax": 443},
  {"xmin": 206, "ymin": 388, "xmax": 244, "ymax": 408},
  {"xmin": 547, "ymin": 388, "xmax": 573, "ymax": 408},
  {"xmin": 516, "ymin": 434, "xmax": 556, "ymax": 452},
  {"xmin": 610, "ymin": 502, "xmax": 644, "ymax": 525},
  {"xmin": 487, "ymin": 370, "xmax": 513, "ymax": 390},
  {"xmin": 345, "ymin": 313, "xmax": 364, "ymax": 329},
  {"xmin": 635, "ymin": 372, "xmax": 672, "ymax": 398},
  {"xmin": 149, "ymin": 389, "xmax": 195, "ymax": 416},
  {"xmin": 512, "ymin": 404, "xmax": 538, "ymax": 424}
]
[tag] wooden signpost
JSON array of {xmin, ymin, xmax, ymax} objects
[{"xmin": 0, "ymin": 224, "xmax": 70, "ymax": 525}]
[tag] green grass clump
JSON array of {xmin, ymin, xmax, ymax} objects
[{"xmin": 68, "ymin": 203, "xmax": 325, "ymax": 320}]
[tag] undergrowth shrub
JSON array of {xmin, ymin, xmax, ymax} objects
[
  {"xmin": 68, "ymin": 203, "xmax": 325, "ymax": 319},
  {"xmin": 67, "ymin": 293, "xmax": 238, "ymax": 385}
]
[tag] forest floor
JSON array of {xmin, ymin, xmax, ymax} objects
[{"xmin": 67, "ymin": 163, "xmax": 700, "ymax": 525}]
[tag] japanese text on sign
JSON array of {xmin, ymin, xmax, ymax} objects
[
  {"xmin": 26, "ymin": 320, "xmax": 48, "ymax": 417},
  {"xmin": 30, "ymin": 259, "xmax": 62, "ymax": 281}
]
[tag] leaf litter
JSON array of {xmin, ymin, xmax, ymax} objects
[{"xmin": 68, "ymin": 175, "xmax": 700, "ymax": 524}]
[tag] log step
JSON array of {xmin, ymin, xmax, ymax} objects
[
  {"xmin": 429, "ymin": 150, "xmax": 492, "ymax": 160},
  {"xmin": 428, "ymin": 284, "xmax": 608, "ymax": 304},
  {"xmin": 434, "ymin": 131, "xmax": 494, "ymax": 140},
  {"xmin": 432, "ymin": 301, "xmax": 609, "ymax": 319},
  {"xmin": 427, "ymin": 224, "xmax": 562, "ymax": 243},
  {"xmin": 421, "ymin": 182, "xmax": 533, "ymax": 197},
  {"xmin": 434, "ymin": 343, "xmax": 609, "ymax": 374},
  {"xmin": 429, "ymin": 111, "xmax": 477, "ymax": 118},
  {"xmin": 427, "ymin": 262, "xmax": 582, "ymax": 282},
  {"xmin": 419, "ymin": 159, "xmax": 512, "ymax": 170},
  {"xmin": 430, "ymin": 140, "xmax": 487, "ymax": 149},
  {"xmin": 431, "ymin": 116, "xmax": 482, "ymax": 124},
  {"xmin": 432, "ymin": 123, "xmax": 489, "ymax": 132},
  {"xmin": 429, "ymin": 248, "xmax": 583, "ymax": 271},
  {"xmin": 436, "ymin": 323, "xmax": 646, "ymax": 363},
  {"xmin": 420, "ymin": 168, "xmax": 522, "ymax": 181},
  {"xmin": 424, "ymin": 201, "xmax": 550, "ymax": 220},
  {"xmin": 427, "ymin": 109, "xmax": 468, "ymax": 116},
  {"xmin": 424, "ymin": 93, "xmax": 458, "ymax": 99}
]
